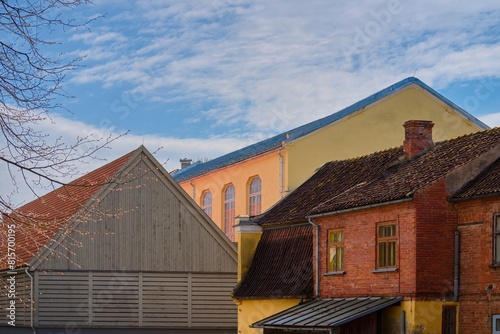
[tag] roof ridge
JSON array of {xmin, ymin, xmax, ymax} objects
[{"xmin": 173, "ymin": 77, "xmax": 488, "ymax": 182}]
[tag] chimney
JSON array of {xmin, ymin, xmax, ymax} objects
[
  {"xmin": 234, "ymin": 215, "xmax": 262, "ymax": 283},
  {"xmin": 179, "ymin": 158, "xmax": 192, "ymax": 169},
  {"xmin": 403, "ymin": 120, "xmax": 434, "ymax": 158}
]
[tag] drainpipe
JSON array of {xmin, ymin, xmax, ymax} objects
[
  {"xmin": 308, "ymin": 217, "xmax": 320, "ymax": 297},
  {"xmin": 24, "ymin": 268, "xmax": 35, "ymax": 334},
  {"xmin": 454, "ymin": 230, "xmax": 460, "ymax": 302},
  {"xmin": 277, "ymin": 147, "xmax": 284, "ymax": 197}
]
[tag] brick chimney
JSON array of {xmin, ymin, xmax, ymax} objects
[
  {"xmin": 403, "ymin": 120, "xmax": 434, "ymax": 158},
  {"xmin": 179, "ymin": 158, "xmax": 192, "ymax": 169}
]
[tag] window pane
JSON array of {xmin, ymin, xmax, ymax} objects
[
  {"xmin": 202, "ymin": 191, "xmax": 212, "ymax": 217},
  {"xmin": 337, "ymin": 247, "xmax": 344, "ymax": 270},
  {"xmin": 496, "ymin": 235, "xmax": 500, "ymax": 264},
  {"xmin": 388, "ymin": 241, "xmax": 396, "ymax": 266},
  {"xmin": 329, "ymin": 247, "xmax": 336, "ymax": 271},
  {"xmin": 224, "ymin": 185, "xmax": 236, "ymax": 241},
  {"xmin": 249, "ymin": 177, "xmax": 262, "ymax": 216},
  {"xmin": 378, "ymin": 243, "xmax": 387, "ymax": 267},
  {"xmin": 496, "ymin": 216, "xmax": 500, "ymax": 232},
  {"xmin": 496, "ymin": 317, "xmax": 500, "ymax": 330}
]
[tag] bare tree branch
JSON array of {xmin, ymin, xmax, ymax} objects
[{"xmin": 0, "ymin": 0, "xmax": 122, "ymax": 210}]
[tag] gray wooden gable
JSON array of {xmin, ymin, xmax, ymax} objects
[{"xmin": 30, "ymin": 147, "xmax": 237, "ymax": 273}]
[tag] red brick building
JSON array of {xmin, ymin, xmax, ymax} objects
[
  {"xmin": 451, "ymin": 159, "xmax": 500, "ymax": 333},
  {"xmin": 234, "ymin": 121, "xmax": 500, "ymax": 333}
]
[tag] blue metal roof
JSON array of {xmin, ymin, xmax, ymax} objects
[{"xmin": 172, "ymin": 77, "xmax": 488, "ymax": 182}]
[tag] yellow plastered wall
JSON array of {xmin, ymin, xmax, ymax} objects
[
  {"xmin": 383, "ymin": 301, "xmax": 459, "ymax": 334},
  {"xmin": 236, "ymin": 224, "xmax": 262, "ymax": 282},
  {"xmin": 235, "ymin": 299, "xmax": 301, "ymax": 334},
  {"xmin": 179, "ymin": 149, "xmax": 287, "ymax": 237},
  {"xmin": 286, "ymin": 86, "xmax": 482, "ymax": 191}
]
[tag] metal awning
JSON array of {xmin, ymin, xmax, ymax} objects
[{"xmin": 252, "ymin": 297, "xmax": 403, "ymax": 330}]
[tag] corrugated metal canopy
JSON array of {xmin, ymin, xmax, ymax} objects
[{"xmin": 252, "ymin": 297, "xmax": 402, "ymax": 330}]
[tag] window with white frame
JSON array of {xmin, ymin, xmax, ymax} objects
[
  {"xmin": 493, "ymin": 314, "xmax": 500, "ymax": 334},
  {"xmin": 223, "ymin": 184, "xmax": 236, "ymax": 241},
  {"xmin": 201, "ymin": 191, "xmax": 212, "ymax": 218},
  {"xmin": 248, "ymin": 176, "xmax": 262, "ymax": 216}
]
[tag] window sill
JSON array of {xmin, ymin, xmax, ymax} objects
[
  {"xmin": 371, "ymin": 268, "xmax": 398, "ymax": 273},
  {"xmin": 323, "ymin": 271, "xmax": 346, "ymax": 276},
  {"xmin": 489, "ymin": 264, "xmax": 500, "ymax": 269}
]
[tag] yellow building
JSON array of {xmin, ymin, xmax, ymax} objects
[{"xmin": 172, "ymin": 77, "xmax": 487, "ymax": 242}]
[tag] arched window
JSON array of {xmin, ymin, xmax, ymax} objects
[
  {"xmin": 224, "ymin": 184, "xmax": 236, "ymax": 241},
  {"xmin": 201, "ymin": 191, "xmax": 212, "ymax": 218},
  {"xmin": 249, "ymin": 176, "xmax": 261, "ymax": 216}
]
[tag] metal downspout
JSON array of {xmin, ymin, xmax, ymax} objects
[
  {"xmin": 308, "ymin": 217, "xmax": 320, "ymax": 297},
  {"xmin": 24, "ymin": 268, "xmax": 35, "ymax": 334},
  {"xmin": 454, "ymin": 230, "xmax": 460, "ymax": 302},
  {"xmin": 277, "ymin": 148, "xmax": 284, "ymax": 197}
]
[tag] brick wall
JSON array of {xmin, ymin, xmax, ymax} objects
[
  {"xmin": 316, "ymin": 201, "xmax": 416, "ymax": 298},
  {"xmin": 456, "ymin": 196, "xmax": 500, "ymax": 333},
  {"xmin": 317, "ymin": 179, "xmax": 457, "ymax": 300},
  {"xmin": 413, "ymin": 178, "xmax": 457, "ymax": 299}
]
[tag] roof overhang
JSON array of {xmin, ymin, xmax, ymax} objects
[{"xmin": 251, "ymin": 297, "xmax": 403, "ymax": 330}]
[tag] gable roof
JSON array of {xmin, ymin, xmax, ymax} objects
[
  {"xmin": 172, "ymin": 77, "xmax": 488, "ymax": 183},
  {"xmin": 257, "ymin": 127, "xmax": 500, "ymax": 226},
  {"xmin": 232, "ymin": 224, "xmax": 313, "ymax": 299},
  {"xmin": 1, "ymin": 146, "xmax": 238, "ymax": 271},
  {"xmin": 451, "ymin": 157, "xmax": 500, "ymax": 200},
  {"xmin": 0, "ymin": 150, "xmax": 135, "ymax": 270}
]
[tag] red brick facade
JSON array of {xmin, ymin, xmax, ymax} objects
[
  {"xmin": 456, "ymin": 196, "xmax": 500, "ymax": 333},
  {"xmin": 316, "ymin": 179, "xmax": 458, "ymax": 300}
]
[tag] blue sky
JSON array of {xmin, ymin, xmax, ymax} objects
[{"xmin": 4, "ymin": 0, "xmax": 500, "ymax": 204}]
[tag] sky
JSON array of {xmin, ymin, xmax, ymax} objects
[{"xmin": 3, "ymin": 0, "xmax": 500, "ymax": 205}]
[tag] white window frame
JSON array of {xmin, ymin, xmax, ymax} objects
[{"xmin": 493, "ymin": 314, "xmax": 500, "ymax": 334}]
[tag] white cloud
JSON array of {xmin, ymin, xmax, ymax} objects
[
  {"xmin": 480, "ymin": 112, "xmax": 500, "ymax": 128},
  {"xmin": 65, "ymin": 0, "xmax": 500, "ymax": 135},
  {"xmin": 1, "ymin": 113, "xmax": 251, "ymax": 207}
]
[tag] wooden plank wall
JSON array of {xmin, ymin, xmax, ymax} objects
[
  {"xmin": 0, "ymin": 272, "xmax": 32, "ymax": 327},
  {"xmin": 36, "ymin": 159, "xmax": 237, "ymax": 274},
  {"xmin": 36, "ymin": 271, "xmax": 237, "ymax": 329}
]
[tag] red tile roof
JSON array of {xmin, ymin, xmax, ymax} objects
[
  {"xmin": 237, "ymin": 126, "xmax": 500, "ymax": 299},
  {"xmin": 452, "ymin": 158, "xmax": 500, "ymax": 200},
  {"xmin": 232, "ymin": 224, "xmax": 313, "ymax": 299},
  {"xmin": 0, "ymin": 150, "xmax": 135, "ymax": 270},
  {"xmin": 258, "ymin": 127, "xmax": 500, "ymax": 226}
]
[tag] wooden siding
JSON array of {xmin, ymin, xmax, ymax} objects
[
  {"xmin": 34, "ymin": 158, "xmax": 236, "ymax": 273},
  {"xmin": 36, "ymin": 271, "xmax": 237, "ymax": 329},
  {"xmin": 0, "ymin": 272, "xmax": 32, "ymax": 327}
]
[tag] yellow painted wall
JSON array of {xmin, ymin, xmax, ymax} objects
[
  {"xmin": 286, "ymin": 85, "xmax": 482, "ymax": 190},
  {"xmin": 235, "ymin": 298, "xmax": 301, "ymax": 334},
  {"xmin": 179, "ymin": 149, "xmax": 287, "ymax": 239},
  {"xmin": 383, "ymin": 301, "xmax": 459, "ymax": 334},
  {"xmin": 179, "ymin": 84, "xmax": 483, "ymax": 233}
]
